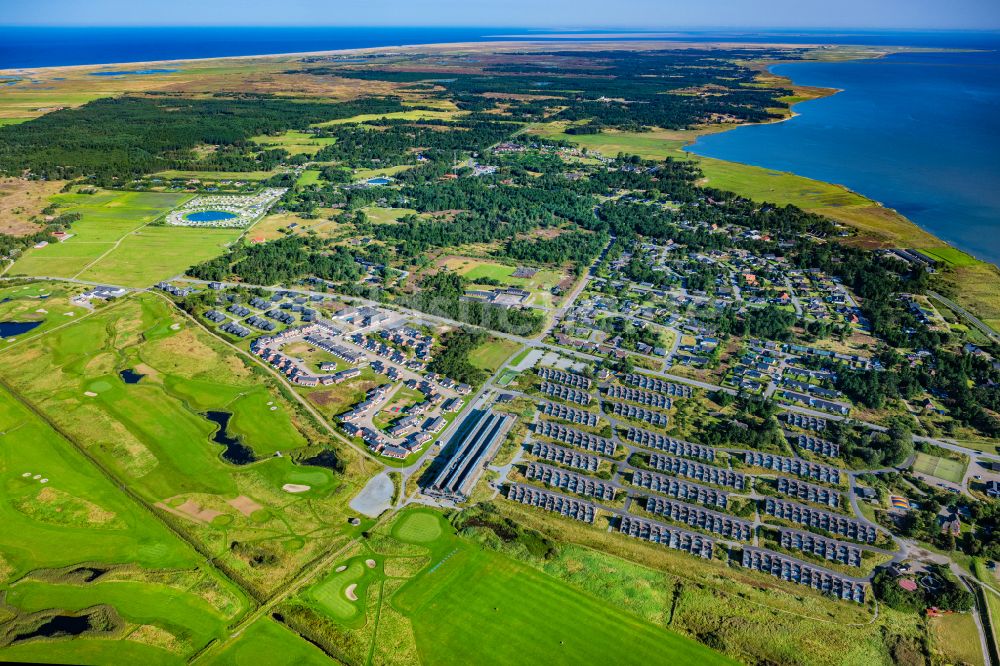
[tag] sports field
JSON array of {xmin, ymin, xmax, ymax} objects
[
  {"xmin": 9, "ymin": 189, "xmax": 242, "ymax": 287},
  {"xmin": 912, "ymin": 452, "xmax": 967, "ymax": 484}
]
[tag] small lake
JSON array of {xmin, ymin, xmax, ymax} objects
[
  {"xmin": 204, "ymin": 411, "xmax": 256, "ymax": 465},
  {"xmin": 15, "ymin": 614, "xmax": 91, "ymax": 642},
  {"xmin": 89, "ymin": 68, "xmax": 179, "ymax": 77},
  {"xmin": 186, "ymin": 210, "xmax": 238, "ymax": 223},
  {"xmin": 0, "ymin": 320, "xmax": 42, "ymax": 337},
  {"xmin": 119, "ymin": 368, "xmax": 145, "ymax": 384}
]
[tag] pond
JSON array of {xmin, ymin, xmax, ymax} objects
[
  {"xmin": 366, "ymin": 177, "xmax": 391, "ymax": 186},
  {"xmin": 15, "ymin": 614, "xmax": 91, "ymax": 642},
  {"xmin": 0, "ymin": 320, "xmax": 42, "ymax": 337},
  {"xmin": 185, "ymin": 210, "xmax": 238, "ymax": 223},
  {"xmin": 204, "ymin": 411, "xmax": 256, "ymax": 465},
  {"xmin": 119, "ymin": 368, "xmax": 145, "ymax": 384}
]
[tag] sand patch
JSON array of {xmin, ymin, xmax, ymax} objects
[
  {"xmin": 365, "ymin": 559, "xmax": 376, "ymax": 569},
  {"xmin": 345, "ymin": 583, "xmax": 358, "ymax": 601},
  {"xmin": 282, "ymin": 483, "xmax": 311, "ymax": 493},
  {"xmin": 156, "ymin": 498, "xmax": 223, "ymax": 524},
  {"xmin": 227, "ymin": 495, "xmax": 263, "ymax": 517},
  {"xmin": 335, "ymin": 565, "xmax": 347, "ymax": 573},
  {"xmin": 84, "ymin": 391, "xmax": 98, "ymax": 397}
]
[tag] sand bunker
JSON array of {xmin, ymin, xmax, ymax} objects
[
  {"xmin": 345, "ymin": 584, "xmax": 358, "ymax": 601},
  {"xmin": 365, "ymin": 559, "xmax": 376, "ymax": 569},
  {"xmin": 282, "ymin": 483, "xmax": 310, "ymax": 493},
  {"xmin": 160, "ymin": 499, "xmax": 223, "ymax": 523},
  {"xmin": 335, "ymin": 565, "xmax": 347, "ymax": 572},
  {"xmin": 227, "ymin": 495, "xmax": 263, "ymax": 517},
  {"xmin": 170, "ymin": 323, "xmax": 181, "ymax": 331},
  {"xmin": 84, "ymin": 391, "xmax": 97, "ymax": 397}
]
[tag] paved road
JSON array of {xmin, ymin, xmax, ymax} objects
[{"xmin": 930, "ymin": 290, "xmax": 1000, "ymax": 343}]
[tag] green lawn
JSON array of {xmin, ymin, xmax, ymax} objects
[
  {"xmin": 389, "ymin": 509, "xmax": 734, "ymax": 666},
  {"xmin": 469, "ymin": 337, "xmax": 521, "ymax": 373},
  {"xmin": 307, "ymin": 558, "xmax": 373, "ymax": 623},
  {"xmin": 252, "ymin": 131, "xmax": 336, "ymax": 156},
  {"xmin": 930, "ymin": 613, "xmax": 985, "ymax": 666},
  {"xmin": 205, "ymin": 617, "xmax": 331, "ymax": 666},
  {"xmin": 912, "ymin": 452, "xmax": 967, "ymax": 484},
  {"xmin": 918, "ymin": 247, "xmax": 979, "ymax": 267}
]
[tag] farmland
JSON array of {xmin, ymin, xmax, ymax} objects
[{"xmin": 8, "ymin": 189, "xmax": 243, "ymax": 287}]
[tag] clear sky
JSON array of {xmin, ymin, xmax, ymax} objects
[{"xmin": 4, "ymin": 0, "xmax": 1000, "ymax": 30}]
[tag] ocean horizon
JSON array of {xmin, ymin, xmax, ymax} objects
[{"xmin": 2, "ymin": 26, "xmax": 999, "ymax": 70}]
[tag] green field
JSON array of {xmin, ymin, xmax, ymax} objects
[
  {"xmin": 252, "ymin": 130, "xmax": 337, "ymax": 156},
  {"xmin": 440, "ymin": 256, "xmax": 565, "ymax": 307},
  {"xmin": 313, "ymin": 109, "xmax": 462, "ymax": 127},
  {"xmin": 0, "ymin": 293, "xmax": 366, "ymax": 598},
  {"xmin": 918, "ymin": 247, "xmax": 980, "ymax": 267},
  {"xmin": 388, "ymin": 510, "xmax": 733, "ymax": 666},
  {"xmin": 297, "ymin": 169, "xmax": 323, "ymax": 186},
  {"xmin": 9, "ymin": 189, "xmax": 242, "ymax": 287},
  {"xmin": 930, "ymin": 613, "xmax": 985, "ymax": 666},
  {"xmin": 912, "ymin": 452, "xmax": 967, "ymax": 484},
  {"xmin": 469, "ymin": 338, "xmax": 521, "ymax": 374},
  {"xmin": 205, "ymin": 617, "xmax": 331, "ymax": 666}
]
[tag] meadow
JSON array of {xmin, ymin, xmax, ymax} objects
[
  {"xmin": 9, "ymin": 189, "xmax": 243, "ymax": 287},
  {"xmin": 0, "ymin": 293, "xmax": 373, "ymax": 598},
  {"xmin": 251, "ymin": 131, "xmax": 337, "ymax": 156},
  {"xmin": 438, "ymin": 255, "xmax": 566, "ymax": 307}
]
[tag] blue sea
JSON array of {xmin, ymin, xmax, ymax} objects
[{"xmin": 690, "ymin": 47, "xmax": 1000, "ymax": 265}]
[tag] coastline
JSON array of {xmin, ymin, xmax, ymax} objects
[{"xmin": 687, "ymin": 56, "xmax": 996, "ymax": 260}]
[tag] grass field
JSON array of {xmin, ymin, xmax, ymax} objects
[
  {"xmin": 8, "ymin": 189, "xmax": 242, "ymax": 287},
  {"xmin": 912, "ymin": 452, "xmax": 967, "ymax": 484},
  {"xmin": 469, "ymin": 338, "xmax": 521, "ymax": 374},
  {"xmin": 0, "ymin": 293, "xmax": 370, "ymax": 597},
  {"xmin": 389, "ymin": 510, "xmax": 735, "ymax": 666},
  {"xmin": 312, "ymin": 108, "xmax": 463, "ymax": 127},
  {"xmin": 918, "ymin": 247, "xmax": 980, "ymax": 267},
  {"xmin": 205, "ymin": 617, "xmax": 331, "ymax": 666},
  {"xmin": 296, "ymin": 169, "xmax": 323, "ymax": 186},
  {"xmin": 930, "ymin": 613, "xmax": 985, "ymax": 666},
  {"xmin": 360, "ymin": 205, "xmax": 419, "ymax": 225},
  {"xmin": 152, "ymin": 169, "xmax": 280, "ymax": 181},
  {"xmin": 252, "ymin": 131, "xmax": 336, "ymax": 156}
]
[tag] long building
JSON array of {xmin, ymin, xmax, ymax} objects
[
  {"xmin": 740, "ymin": 547, "xmax": 867, "ymax": 603},
  {"xmin": 625, "ymin": 427, "xmax": 715, "ymax": 462},
  {"xmin": 540, "ymin": 382, "xmax": 592, "ymax": 406},
  {"xmin": 424, "ymin": 410, "xmax": 512, "ymax": 502},
  {"xmin": 649, "ymin": 453, "xmax": 745, "ymax": 490},
  {"xmin": 604, "ymin": 385, "xmax": 671, "ymax": 409},
  {"xmin": 538, "ymin": 400, "xmax": 600, "ymax": 427},
  {"xmin": 537, "ymin": 366, "xmax": 592, "ymax": 389},
  {"xmin": 645, "ymin": 496, "xmax": 752, "ymax": 541},
  {"xmin": 794, "ymin": 434, "xmax": 840, "ymax": 458},
  {"xmin": 776, "ymin": 476, "xmax": 841, "ymax": 508},
  {"xmin": 525, "ymin": 462, "xmax": 616, "ymax": 502},
  {"xmin": 618, "ymin": 516, "xmax": 714, "ymax": 559},
  {"xmin": 535, "ymin": 421, "xmax": 616, "ymax": 456},
  {"xmin": 630, "ymin": 469, "xmax": 728, "ymax": 508},
  {"xmin": 777, "ymin": 528, "xmax": 862, "ymax": 567},
  {"xmin": 607, "ymin": 401, "xmax": 669, "ymax": 428},
  {"xmin": 744, "ymin": 451, "xmax": 841, "ymax": 484},
  {"xmin": 506, "ymin": 484, "xmax": 595, "ymax": 523},
  {"xmin": 530, "ymin": 441, "xmax": 599, "ymax": 472},
  {"xmin": 623, "ymin": 373, "xmax": 692, "ymax": 398},
  {"xmin": 763, "ymin": 497, "xmax": 877, "ymax": 543}
]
